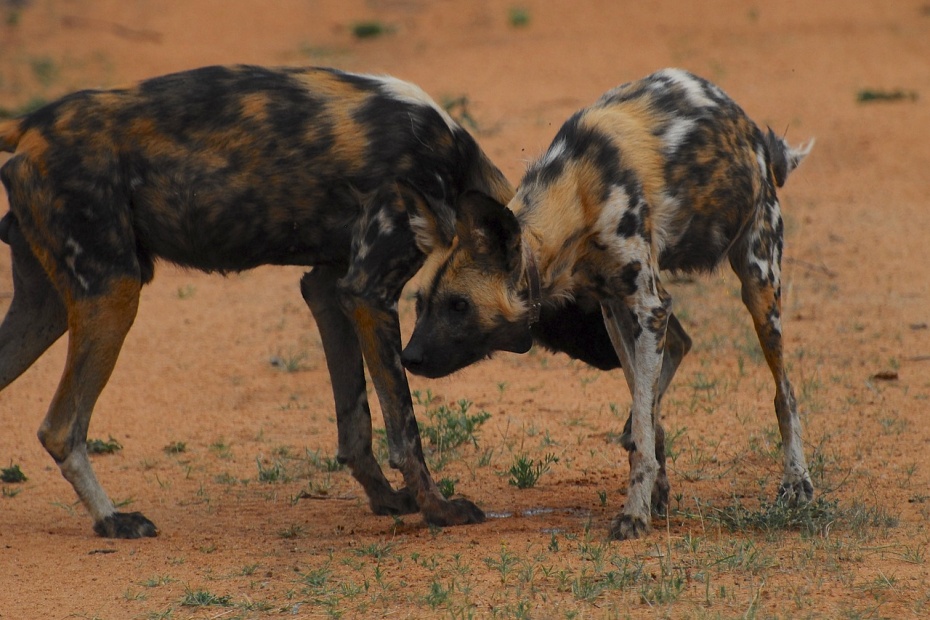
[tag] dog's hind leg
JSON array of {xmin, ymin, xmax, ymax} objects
[
  {"xmin": 36, "ymin": 275, "xmax": 153, "ymax": 537},
  {"xmin": 729, "ymin": 194, "xmax": 813, "ymax": 505},
  {"xmin": 301, "ymin": 266, "xmax": 418, "ymax": 516},
  {"xmin": 0, "ymin": 214, "xmax": 67, "ymax": 389}
]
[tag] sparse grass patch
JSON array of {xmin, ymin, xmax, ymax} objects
[
  {"xmin": 278, "ymin": 524, "xmax": 305, "ymax": 539},
  {"xmin": 180, "ymin": 588, "xmax": 232, "ymax": 607},
  {"xmin": 700, "ymin": 495, "xmax": 898, "ymax": 538},
  {"xmin": 86, "ymin": 436, "xmax": 122, "ymax": 454}
]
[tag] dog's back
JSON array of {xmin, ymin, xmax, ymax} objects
[
  {"xmin": 0, "ymin": 65, "xmax": 510, "ymax": 290},
  {"xmin": 518, "ymin": 68, "xmax": 810, "ymax": 276}
]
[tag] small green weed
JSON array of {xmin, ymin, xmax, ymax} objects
[
  {"xmin": 86, "ymin": 436, "xmax": 122, "ymax": 454},
  {"xmin": 857, "ymin": 88, "xmax": 918, "ymax": 103},
  {"xmin": 424, "ymin": 579, "xmax": 453, "ymax": 609},
  {"xmin": 415, "ymin": 392, "xmax": 491, "ymax": 468},
  {"xmin": 1, "ymin": 462, "xmax": 27, "ymax": 483},
  {"xmin": 508, "ymin": 453, "xmax": 559, "ymax": 489}
]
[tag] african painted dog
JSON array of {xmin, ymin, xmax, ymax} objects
[
  {"xmin": 402, "ymin": 69, "xmax": 814, "ymax": 539},
  {"xmin": 0, "ymin": 64, "xmax": 525, "ymax": 538}
]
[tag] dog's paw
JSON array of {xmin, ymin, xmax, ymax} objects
[
  {"xmin": 422, "ymin": 497, "xmax": 485, "ymax": 527},
  {"xmin": 93, "ymin": 512, "xmax": 158, "ymax": 538},
  {"xmin": 777, "ymin": 476, "xmax": 814, "ymax": 506},
  {"xmin": 609, "ymin": 513, "xmax": 651, "ymax": 540},
  {"xmin": 369, "ymin": 487, "xmax": 420, "ymax": 516}
]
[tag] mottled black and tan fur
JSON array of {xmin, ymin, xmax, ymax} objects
[
  {"xmin": 403, "ymin": 68, "xmax": 813, "ymax": 540},
  {"xmin": 0, "ymin": 64, "xmax": 526, "ymax": 537}
]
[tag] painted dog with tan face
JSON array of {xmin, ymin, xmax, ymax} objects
[
  {"xmin": 402, "ymin": 69, "xmax": 813, "ymax": 539},
  {"xmin": 0, "ymin": 65, "xmax": 524, "ymax": 538}
]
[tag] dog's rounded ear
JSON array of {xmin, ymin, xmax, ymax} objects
[
  {"xmin": 397, "ymin": 179, "xmax": 456, "ymax": 254},
  {"xmin": 456, "ymin": 190, "xmax": 522, "ymax": 273}
]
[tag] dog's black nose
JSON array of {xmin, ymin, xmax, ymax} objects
[{"xmin": 400, "ymin": 346, "xmax": 423, "ymax": 371}]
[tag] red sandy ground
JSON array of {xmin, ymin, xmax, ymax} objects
[{"xmin": 1, "ymin": 1, "xmax": 929, "ymax": 618}]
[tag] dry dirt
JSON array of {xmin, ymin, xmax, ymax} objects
[{"xmin": 1, "ymin": 1, "xmax": 930, "ymax": 618}]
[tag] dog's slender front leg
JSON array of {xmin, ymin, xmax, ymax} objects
[
  {"xmin": 602, "ymin": 291, "xmax": 668, "ymax": 540},
  {"xmin": 301, "ymin": 267, "xmax": 417, "ymax": 516},
  {"xmin": 337, "ymin": 184, "xmax": 484, "ymax": 527},
  {"xmin": 343, "ymin": 298, "xmax": 483, "ymax": 525}
]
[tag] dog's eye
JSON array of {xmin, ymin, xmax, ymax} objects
[{"xmin": 449, "ymin": 297, "xmax": 469, "ymax": 313}]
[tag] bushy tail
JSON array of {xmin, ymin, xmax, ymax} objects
[
  {"xmin": 764, "ymin": 128, "xmax": 813, "ymax": 188},
  {"xmin": 0, "ymin": 119, "xmax": 23, "ymax": 153}
]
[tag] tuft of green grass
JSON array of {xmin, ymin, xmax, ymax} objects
[
  {"xmin": 856, "ymin": 88, "xmax": 918, "ymax": 103},
  {"xmin": 508, "ymin": 6, "xmax": 531, "ymax": 27},
  {"xmin": 86, "ymin": 436, "xmax": 123, "ymax": 455},
  {"xmin": 256, "ymin": 457, "xmax": 288, "ymax": 483},
  {"xmin": 438, "ymin": 477, "xmax": 457, "ymax": 499},
  {"xmin": 29, "ymin": 56, "xmax": 58, "ymax": 87},
  {"xmin": 1, "ymin": 462, "xmax": 27, "ymax": 483},
  {"xmin": 305, "ymin": 449, "xmax": 345, "ymax": 472},
  {"xmin": 175, "ymin": 284, "xmax": 195, "ymax": 299},
  {"xmin": 269, "ymin": 350, "xmax": 309, "ymax": 373},
  {"xmin": 163, "ymin": 441, "xmax": 187, "ymax": 455},
  {"xmin": 508, "ymin": 453, "xmax": 559, "ymax": 489},
  {"xmin": 352, "ymin": 20, "xmax": 393, "ymax": 39}
]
